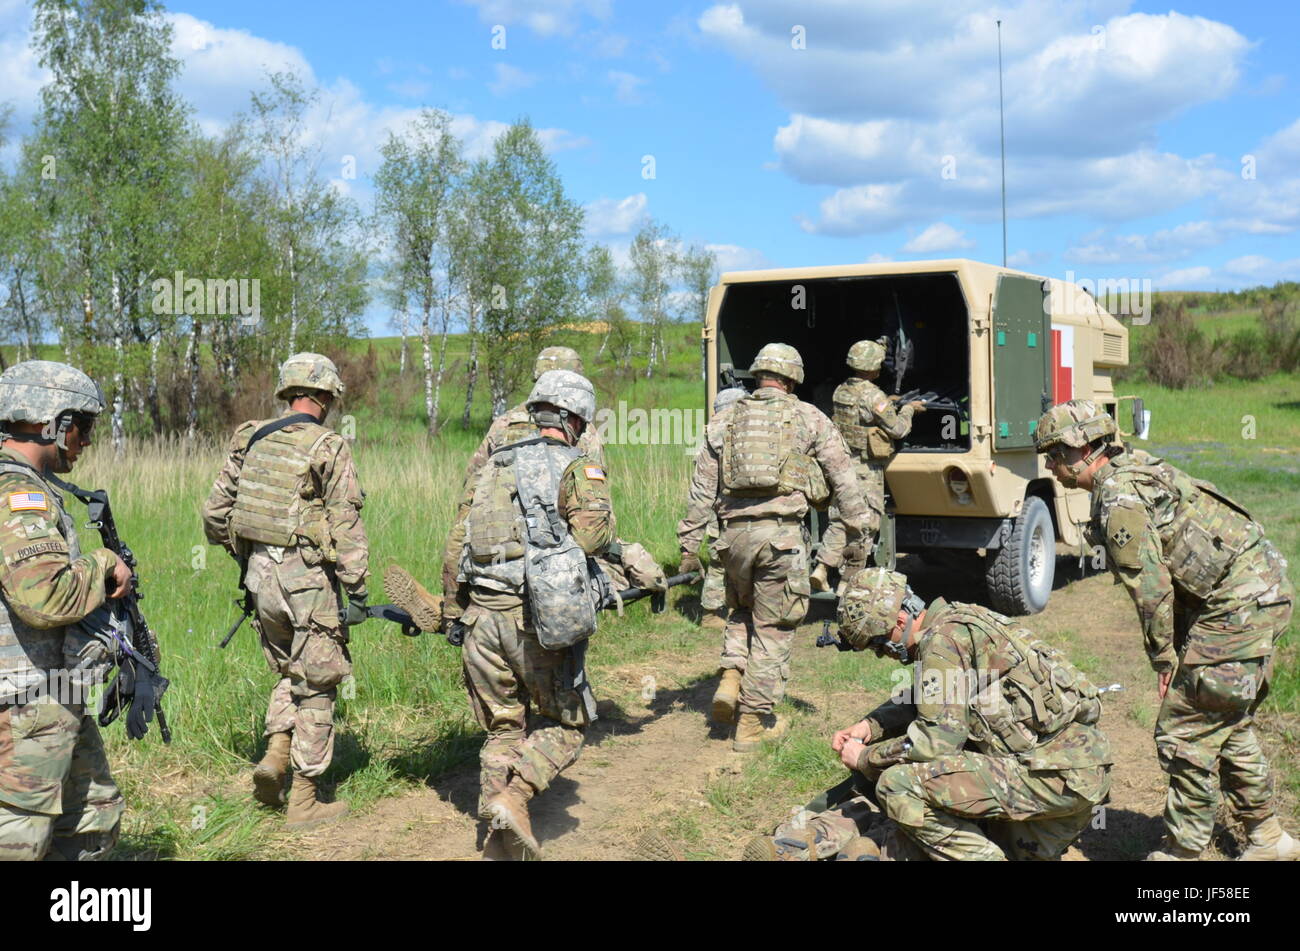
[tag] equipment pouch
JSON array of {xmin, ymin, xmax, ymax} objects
[
  {"xmin": 1164, "ymin": 503, "xmax": 1250, "ymax": 600},
  {"xmin": 865, "ymin": 426, "xmax": 895, "ymax": 460},
  {"xmin": 778, "ymin": 452, "xmax": 830, "ymax": 508},
  {"xmin": 526, "ymin": 540, "xmax": 598, "ymax": 649}
]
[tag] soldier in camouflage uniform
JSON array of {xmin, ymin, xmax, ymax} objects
[
  {"xmin": 442, "ymin": 346, "xmax": 663, "ymax": 628},
  {"xmin": 811, "ymin": 339, "xmax": 925, "ymax": 592},
  {"xmin": 1036, "ymin": 399, "xmax": 1297, "ymax": 861},
  {"xmin": 202, "ymin": 353, "xmax": 369, "ymax": 830},
  {"xmin": 0, "ymin": 361, "xmax": 129, "ymax": 861},
  {"xmin": 678, "ymin": 344, "xmax": 867, "ymax": 751},
  {"xmin": 679, "ymin": 386, "xmax": 746, "ymax": 633},
  {"xmin": 747, "ymin": 567, "xmax": 1112, "ymax": 861},
  {"xmin": 448, "ymin": 370, "xmax": 616, "ymax": 860}
]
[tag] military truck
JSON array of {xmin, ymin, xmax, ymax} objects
[{"xmin": 703, "ymin": 258, "xmax": 1137, "ymax": 615}]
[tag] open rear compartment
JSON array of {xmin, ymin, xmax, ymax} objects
[{"xmin": 714, "ymin": 271, "xmax": 972, "ymax": 452}]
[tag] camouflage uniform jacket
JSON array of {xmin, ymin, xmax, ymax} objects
[
  {"xmin": 201, "ymin": 412, "xmax": 369, "ymax": 598},
  {"xmin": 0, "ymin": 448, "xmax": 117, "ymax": 695},
  {"xmin": 1089, "ymin": 451, "xmax": 1287, "ymax": 672},
  {"xmin": 858, "ymin": 598, "xmax": 1112, "ymax": 772},
  {"xmin": 443, "ymin": 405, "xmax": 605, "ymax": 608},
  {"xmin": 832, "ymin": 377, "xmax": 915, "ymax": 460},
  {"xmin": 676, "ymin": 388, "xmax": 867, "ymax": 553},
  {"xmin": 460, "ymin": 437, "xmax": 616, "ymax": 600},
  {"xmin": 676, "ymin": 403, "xmax": 737, "ymax": 553}
]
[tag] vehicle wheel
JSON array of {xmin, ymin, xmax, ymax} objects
[{"xmin": 984, "ymin": 495, "xmax": 1055, "ymax": 615}]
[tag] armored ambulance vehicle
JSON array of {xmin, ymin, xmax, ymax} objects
[{"xmin": 704, "ymin": 258, "xmax": 1136, "ymax": 615}]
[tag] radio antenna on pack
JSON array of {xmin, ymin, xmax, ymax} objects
[{"xmin": 997, "ymin": 19, "xmax": 1008, "ymax": 267}]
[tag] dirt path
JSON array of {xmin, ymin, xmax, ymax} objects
[{"xmin": 287, "ymin": 560, "xmax": 1297, "ymax": 861}]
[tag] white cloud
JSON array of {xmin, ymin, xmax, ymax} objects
[
  {"xmin": 584, "ymin": 193, "xmax": 648, "ymax": 236},
  {"xmin": 1066, "ymin": 221, "xmax": 1221, "ymax": 265},
  {"xmin": 708, "ymin": 243, "xmax": 772, "ymax": 271},
  {"xmin": 701, "ymin": 2, "xmax": 1253, "ymax": 238},
  {"xmin": 607, "ymin": 70, "xmax": 646, "ymax": 104},
  {"xmin": 488, "ymin": 62, "xmax": 539, "ymax": 96},
  {"xmin": 901, "ymin": 222, "xmax": 975, "ymax": 253},
  {"xmin": 460, "ymin": 0, "xmax": 612, "ymax": 37},
  {"xmin": 1153, "ymin": 265, "xmax": 1212, "ymax": 288}
]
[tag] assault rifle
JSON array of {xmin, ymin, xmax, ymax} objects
[
  {"xmin": 363, "ymin": 571, "xmax": 701, "ymax": 643},
  {"xmin": 895, "ymin": 388, "xmax": 965, "ymax": 417},
  {"xmin": 218, "ymin": 555, "xmax": 254, "ymax": 648},
  {"xmin": 47, "ymin": 475, "xmax": 171, "ymax": 744}
]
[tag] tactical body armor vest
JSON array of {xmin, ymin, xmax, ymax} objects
[
  {"xmin": 722, "ymin": 393, "xmax": 829, "ymax": 505},
  {"xmin": 938, "ymin": 604, "xmax": 1101, "ymax": 760},
  {"xmin": 832, "ymin": 378, "xmax": 895, "ymax": 460},
  {"xmin": 1100, "ymin": 458, "xmax": 1259, "ymax": 601},
  {"xmin": 462, "ymin": 439, "xmax": 605, "ymax": 649},
  {"xmin": 0, "ymin": 461, "xmax": 80, "ymax": 699},
  {"xmin": 229, "ymin": 420, "xmax": 333, "ymax": 548}
]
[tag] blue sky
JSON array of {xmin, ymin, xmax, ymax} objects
[{"xmin": 3, "ymin": 0, "xmax": 1298, "ymax": 321}]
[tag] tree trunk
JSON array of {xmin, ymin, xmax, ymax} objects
[
  {"xmin": 147, "ymin": 334, "xmax": 162, "ymax": 434},
  {"xmin": 186, "ymin": 318, "xmax": 201, "ymax": 443},
  {"xmin": 287, "ymin": 241, "xmax": 299, "ymax": 354},
  {"xmin": 399, "ymin": 311, "xmax": 409, "ymax": 375},
  {"xmin": 421, "ymin": 309, "xmax": 435, "ymax": 437},
  {"xmin": 462, "ymin": 300, "xmax": 479, "ymax": 429}
]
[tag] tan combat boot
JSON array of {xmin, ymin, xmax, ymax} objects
[
  {"xmin": 809, "ymin": 563, "xmax": 830, "ymax": 593},
  {"xmin": 285, "ymin": 774, "xmax": 349, "ymax": 830},
  {"xmin": 742, "ymin": 829, "xmax": 816, "ymax": 861},
  {"xmin": 1145, "ymin": 839, "xmax": 1201, "ymax": 861},
  {"xmin": 701, "ymin": 609, "xmax": 727, "ymax": 633},
  {"xmin": 486, "ymin": 777, "xmax": 541, "ymax": 859},
  {"xmin": 711, "ymin": 669, "xmax": 743, "ymax": 725},
  {"xmin": 733, "ymin": 711, "xmax": 788, "ymax": 752},
  {"xmin": 1239, "ymin": 817, "xmax": 1300, "ymax": 861},
  {"xmin": 252, "ymin": 732, "xmax": 291, "ymax": 807},
  {"xmin": 384, "ymin": 565, "xmax": 445, "ymax": 632}
]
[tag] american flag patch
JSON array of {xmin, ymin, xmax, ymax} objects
[
  {"xmin": 8, "ymin": 492, "xmax": 47, "ymax": 512},
  {"xmin": 583, "ymin": 466, "xmax": 606, "ymax": 481}
]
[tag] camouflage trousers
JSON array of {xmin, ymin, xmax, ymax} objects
[
  {"xmin": 248, "ymin": 547, "xmax": 352, "ymax": 779},
  {"xmin": 817, "ymin": 461, "xmax": 883, "ymax": 569},
  {"xmin": 1156, "ymin": 664, "xmax": 1277, "ymax": 852},
  {"xmin": 701, "ymin": 522, "xmax": 725, "ymax": 612},
  {"xmin": 875, "ymin": 751, "xmax": 1110, "ymax": 860},
  {"xmin": 462, "ymin": 590, "xmax": 588, "ymax": 817},
  {"xmin": 717, "ymin": 516, "xmax": 810, "ymax": 715},
  {"xmin": 0, "ymin": 698, "xmax": 124, "ymax": 861}
]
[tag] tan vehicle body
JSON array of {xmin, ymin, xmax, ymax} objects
[{"xmin": 703, "ymin": 259, "xmax": 1132, "ymax": 613}]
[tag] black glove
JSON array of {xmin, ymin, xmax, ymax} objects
[
  {"xmin": 125, "ymin": 661, "xmax": 169, "ymax": 741},
  {"xmin": 344, "ymin": 597, "xmax": 369, "ymax": 627}
]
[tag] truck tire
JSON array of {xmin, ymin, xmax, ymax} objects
[{"xmin": 984, "ymin": 495, "xmax": 1054, "ymax": 615}]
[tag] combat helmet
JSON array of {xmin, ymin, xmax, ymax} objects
[
  {"xmin": 0, "ymin": 360, "xmax": 105, "ymax": 450},
  {"xmin": 275, "ymin": 353, "xmax": 345, "ymax": 402},
  {"xmin": 846, "ymin": 338, "xmax": 887, "ymax": 372},
  {"xmin": 837, "ymin": 567, "xmax": 925, "ymax": 661},
  {"xmin": 750, "ymin": 343, "xmax": 804, "ymax": 385},
  {"xmin": 528, "ymin": 369, "xmax": 597, "ymax": 438},
  {"xmin": 713, "ymin": 386, "xmax": 746, "ymax": 414},
  {"xmin": 1034, "ymin": 399, "xmax": 1117, "ymax": 453},
  {"xmin": 534, "ymin": 346, "xmax": 584, "ymax": 381}
]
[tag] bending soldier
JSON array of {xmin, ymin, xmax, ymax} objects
[
  {"xmin": 1036, "ymin": 400, "xmax": 1296, "ymax": 861},
  {"xmin": 677, "ymin": 343, "xmax": 867, "ymax": 751},
  {"xmin": 0, "ymin": 362, "xmax": 128, "ymax": 861},
  {"xmin": 202, "ymin": 353, "xmax": 369, "ymax": 829},
  {"xmin": 452, "ymin": 370, "xmax": 616, "ymax": 860},
  {"xmin": 749, "ymin": 567, "xmax": 1112, "ymax": 860},
  {"xmin": 811, "ymin": 339, "xmax": 924, "ymax": 591}
]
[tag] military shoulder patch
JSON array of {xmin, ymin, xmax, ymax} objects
[
  {"xmin": 8, "ymin": 492, "xmax": 47, "ymax": 512},
  {"xmin": 583, "ymin": 465, "xmax": 606, "ymax": 481},
  {"xmin": 1105, "ymin": 503, "xmax": 1148, "ymax": 570}
]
